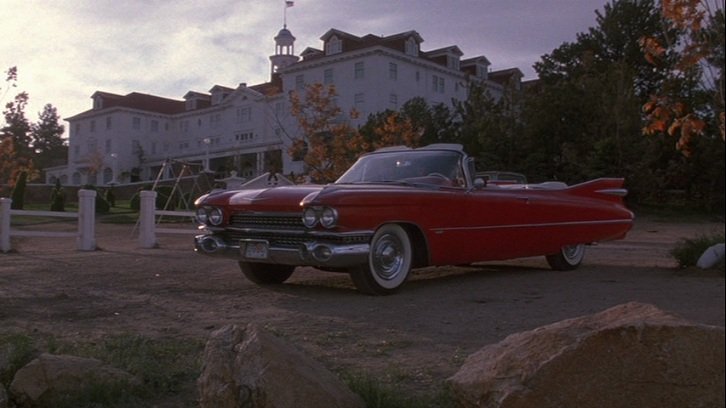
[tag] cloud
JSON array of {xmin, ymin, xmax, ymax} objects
[{"xmin": 1, "ymin": 0, "xmax": 607, "ymax": 133}]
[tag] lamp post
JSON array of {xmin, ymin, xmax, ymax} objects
[{"xmin": 203, "ymin": 138, "xmax": 212, "ymax": 173}]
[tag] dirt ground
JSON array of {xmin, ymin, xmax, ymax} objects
[{"xmin": 1, "ymin": 216, "xmax": 724, "ymax": 398}]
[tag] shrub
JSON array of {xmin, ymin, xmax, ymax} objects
[
  {"xmin": 0, "ymin": 333, "xmax": 36, "ymax": 387},
  {"xmin": 10, "ymin": 171, "xmax": 28, "ymax": 210},
  {"xmin": 81, "ymin": 184, "xmax": 111, "ymax": 214},
  {"xmin": 104, "ymin": 187, "xmax": 116, "ymax": 207},
  {"xmin": 670, "ymin": 233, "xmax": 725, "ymax": 268},
  {"xmin": 130, "ymin": 185, "xmax": 179, "ymax": 211},
  {"xmin": 50, "ymin": 179, "xmax": 66, "ymax": 211}
]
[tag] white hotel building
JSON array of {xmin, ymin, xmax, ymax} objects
[{"xmin": 47, "ymin": 25, "xmax": 523, "ymax": 185}]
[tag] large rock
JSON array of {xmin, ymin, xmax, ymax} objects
[
  {"xmin": 0, "ymin": 384, "xmax": 8, "ymax": 408},
  {"xmin": 9, "ymin": 353, "xmax": 138, "ymax": 407},
  {"xmin": 448, "ymin": 302, "xmax": 725, "ymax": 408},
  {"xmin": 197, "ymin": 323, "xmax": 364, "ymax": 408}
]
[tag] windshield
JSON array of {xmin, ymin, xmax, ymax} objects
[{"xmin": 336, "ymin": 149, "xmax": 465, "ymax": 187}]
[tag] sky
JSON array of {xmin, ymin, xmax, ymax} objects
[{"xmin": 1, "ymin": 0, "xmax": 610, "ymax": 136}]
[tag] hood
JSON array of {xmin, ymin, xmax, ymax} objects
[{"xmin": 200, "ymin": 185, "xmax": 324, "ymax": 212}]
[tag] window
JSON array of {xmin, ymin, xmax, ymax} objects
[
  {"xmin": 180, "ymin": 120, "xmax": 189, "ymax": 133},
  {"xmin": 354, "ymin": 92, "xmax": 365, "ymax": 112},
  {"xmin": 295, "ymin": 74, "xmax": 304, "ymax": 90},
  {"xmin": 447, "ymin": 55, "xmax": 460, "ymax": 70},
  {"xmin": 90, "ymin": 120, "xmax": 96, "ymax": 132},
  {"xmin": 75, "ymin": 123, "xmax": 81, "ymax": 135},
  {"xmin": 354, "ymin": 61, "xmax": 364, "ymax": 79},
  {"xmin": 415, "ymin": 71, "xmax": 420, "ymax": 82},
  {"xmin": 105, "ymin": 139, "xmax": 112, "ymax": 153},
  {"xmin": 389, "ymin": 63, "xmax": 397, "ymax": 80},
  {"xmin": 150, "ymin": 119, "xmax": 159, "ymax": 132},
  {"xmin": 389, "ymin": 94, "xmax": 398, "ymax": 110},
  {"xmin": 324, "ymin": 68, "xmax": 334, "ymax": 84},
  {"xmin": 210, "ymin": 113, "xmax": 221, "ymax": 129},
  {"xmin": 405, "ymin": 37, "xmax": 418, "ymax": 56},
  {"xmin": 235, "ymin": 131, "xmax": 255, "ymax": 143},
  {"xmin": 325, "ymin": 36, "xmax": 342, "ymax": 55},
  {"xmin": 132, "ymin": 117, "xmax": 141, "ymax": 130},
  {"xmin": 432, "ymin": 75, "xmax": 445, "ymax": 93},
  {"xmin": 105, "ymin": 117, "xmax": 112, "ymax": 130},
  {"xmin": 237, "ymin": 107, "xmax": 252, "ymax": 123}
]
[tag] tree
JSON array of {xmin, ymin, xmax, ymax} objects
[
  {"xmin": 524, "ymin": 0, "xmax": 674, "ymax": 183},
  {"xmin": 2, "ymin": 91, "xmax": 32, "ymax": 158},
  {"xmin": 287, "ymin": 83, "xmax": 365, "ymax": 183},
  {"xmin": 0, "ymin": 136, "xmax": 36, "ymax": 187},
  {"xmin": 640, "ymin": 0, "xmax": 725, "ymax": 154},
  {"xmin": 31, "ymin": 103, "xmax": 67, "ymax": 172}
]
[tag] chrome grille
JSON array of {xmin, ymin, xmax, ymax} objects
[
  {"xmin": 229, "ymin": 213, "xmax": 303, "ymax": 230},
  {"xmin": 224, "ymin": 211, "xmax": 370, "ymax": 249}
]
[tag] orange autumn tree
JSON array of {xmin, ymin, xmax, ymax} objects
[
  {"xmin": 640, "ymin": 0, "xmax": 724, "ymax": 155},
  {"xmin": 370, "ymin": 111, "xmax": 423, "ymax": 150},
  {"xmin": 287, "ymin": 83, "xmax": 366, "ymax": 183}
]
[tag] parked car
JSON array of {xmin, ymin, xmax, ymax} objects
[{"xmin": 194, "ymin": 144, "xmax": 633, "ymax": 295}]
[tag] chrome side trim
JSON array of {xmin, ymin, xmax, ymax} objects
[
  {"xmin": 596, "ymin": 188, "xmax": 628, "ymax": 197},
  {"xmin": 431, "ymin": 218, "xmax": 633, "ymax": 233}
]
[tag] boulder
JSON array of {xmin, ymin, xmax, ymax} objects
[
  {"xmin": 9, "ymin": 353, "xmax": 138, "ymax": 407},
  {"xmin": 197, "ymin": 323, "xmax": 364, "ymax": 408},
  {"xmin": 448, "ymin": 302, "xmax": 725, "ymax": 408},
  {"xmin": 0, "ymin": 384, "xmax": 7, "ymax": 408}
]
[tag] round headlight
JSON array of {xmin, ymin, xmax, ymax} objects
[
  {"xmin": 320, "ymin": 207, "xmax": 338, "ymax": 228},
  {"xmin": 195, "ymin": 208, "xmax": 208, "ymax": 224},
  {"xmin": 302, "ymin": 207, "xmax": 318, "ymax": 228},
  {"xmin": 208, "ymin": 207, "xmax": 223, "ymax": 226}
]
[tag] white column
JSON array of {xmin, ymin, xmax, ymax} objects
[
  {"xmin": 77, "ymin": 189, "xmax": 96, "ymax": 251},
  {"xmin": 0, "ymin": 197, "xmax": 11, "ymax": 252},
  {"xmin": 139, "ymin": 190, "xmax": 158, "ymax": 248}
]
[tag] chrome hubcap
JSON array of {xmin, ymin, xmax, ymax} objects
[{"xmin": 371, "ymin": 234, "xmax": 403, "ymax": 280}]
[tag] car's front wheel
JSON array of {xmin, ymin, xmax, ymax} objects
[
  {"xmin": 239, "ymin": 262, "xmax": 295, "ymax": 285},
  {"xmin": 546, "ymin": 244, "xmax": 586, "ymax": 270},
  {"xmin": 350, "ymin": 224, "xmax": 413, "ymax": 295}
]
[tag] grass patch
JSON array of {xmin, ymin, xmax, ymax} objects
[
  {"xmin": 0, "ymin": 333, "xmax": 36, "ymax": 387},
  {"xmin": 0, "ymin": 333, "xmax": 203, "ymax": 407},
  {"xmin": 343, "ymin": 370, "xmax": 454, "ymax": 408},
  {"xmin": 670, "ymin": 233, "xmax": 725, "ymax": 269}
]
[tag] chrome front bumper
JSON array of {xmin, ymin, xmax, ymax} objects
[{"xmin": 194, "ymin": 234, "xmax": 370, "ymax": 268}]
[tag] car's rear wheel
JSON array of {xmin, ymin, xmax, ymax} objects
[
  {"xmin": 546, "ymin": 244, "xmax": 586, "ymax": 270},
  {"xmin": 350, "ymin": 224, "xmax": 412, "ymax": 295},
  {"xmin": 239, "ymin": 262, "xmax": 294, "ymax": 285}
]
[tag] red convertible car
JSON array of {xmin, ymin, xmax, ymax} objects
[{"xmin": 194, "ymin": 144, "xmax": 633, "ymax": 295}]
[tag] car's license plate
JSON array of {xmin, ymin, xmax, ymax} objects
[{"xmin": 242, "ymin": 241, "xmax": 268, "ymax": 259}]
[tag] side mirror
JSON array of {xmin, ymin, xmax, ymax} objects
[{"xmin": 474, "ymin": 177, "xmax": 486, "ymax": 188}]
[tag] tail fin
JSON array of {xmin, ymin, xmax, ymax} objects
[{"xmin": 566, "ymin": 178, "xmax": 627, "ymax": 203}]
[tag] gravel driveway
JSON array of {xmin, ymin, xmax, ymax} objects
[{"xmin": 1, "ymin": 216, "xmax": 724, "ymax": 396}]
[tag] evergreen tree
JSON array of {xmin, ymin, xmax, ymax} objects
[
  {"xmin": 31, "ymin": 104, "xmax": 67, "ymax": 172},
  {"xmin": 2, "ymin": 91, "xmax": 32, "ymax": 158}
]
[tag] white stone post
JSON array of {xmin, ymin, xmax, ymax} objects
[
  {"xmin": 139, "ymin": 190, "xmax": 158, "ymax": 248},
  {"xmin": 0, "ymin": 197, "xmax": 11, "ymax": 252},
  {"xmin": 77, "ymin": 189, "xmax": 96, "ymax": 251}
]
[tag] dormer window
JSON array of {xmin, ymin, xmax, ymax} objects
[
  {"xmin": 447, "ymin": 55, "xmax": 460, "ymax": 71},
  {"xmin": 405, "ymin": 37, "xmax": 418, "ymax": 57},
  {"xmin": 325, "ymin": 36, "xmax": 342, "ymax": 55},
  {"xmin": 477, "ymin": 65, "xmax": 488, "ymax": 80}
]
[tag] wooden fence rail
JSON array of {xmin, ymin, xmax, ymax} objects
[{"xmin": 0, "ymin": 190, "xmax": 97, "ymax": 253}]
